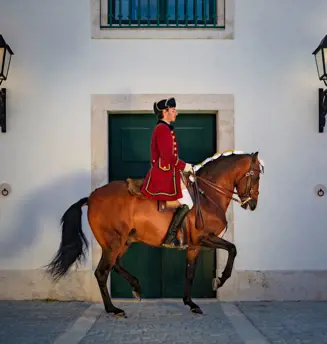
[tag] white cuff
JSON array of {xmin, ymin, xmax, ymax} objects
[{"xmin": 184, "ymin": 163, "xmax": 193, "ymax": 172}]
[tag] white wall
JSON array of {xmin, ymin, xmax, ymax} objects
[{"xmin": 0, "ymin": 0, "xmax": 327, "ymax": 273}]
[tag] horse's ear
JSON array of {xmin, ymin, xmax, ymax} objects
[{"xmin": 252, "ymin": 151, "xmax": 259, "ymax": 161}]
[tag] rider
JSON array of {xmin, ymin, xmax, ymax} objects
[{"xmin": 140, "ymin": 97, "xmax": 194, "ymax": 249}]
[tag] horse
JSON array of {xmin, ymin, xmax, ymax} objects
[{"xmin": 45, "ymin": 150, "xmax": 264, "ymax": 317}]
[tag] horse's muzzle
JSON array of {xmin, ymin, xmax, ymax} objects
[{"xmin": 241, "ymin": 199, "xmax": 257, "ymax": 211}]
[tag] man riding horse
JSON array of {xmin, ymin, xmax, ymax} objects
[{"xmin": 140, "ymin": 97, "xmax": 194, "ymax": 249}]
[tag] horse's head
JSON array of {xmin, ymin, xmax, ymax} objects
[
  {"xmin": 191, "ymin": 150, "xmax": 264, "ymax": 212},
  {"xmin": 235, "ymin": 152, "xmax": 263, "ymax": 211}
]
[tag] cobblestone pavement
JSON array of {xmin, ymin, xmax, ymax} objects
[
  {"xmin": 236, "ymin": 301, "xmax": 327, "ymax": 344},
  {"xmin": 0, "ymin": 300, "xmax": 90, "ymax": 344},
  {"xmin": 1, "ymin": 300, "xmax": 327, "ymax": 343}
]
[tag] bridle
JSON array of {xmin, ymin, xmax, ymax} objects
[
  {"xmin": 234, "ymin": 157, "xmax": 264, "ymax": 206},
  {"xmin": 190, "ymin": 155, "xmax": 264, "ymax": 207},
  {"xmin": 189, "ymin": 154, "xmax": 264, "ymax": 233}
]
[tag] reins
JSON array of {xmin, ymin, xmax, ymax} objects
[
  {"xmin": 188, "ymin": 156, "xmax": 264, "ymax": 232},
  {"xmin": 193, "ymin": 175, "xmax": 251, "ymax": 206}
]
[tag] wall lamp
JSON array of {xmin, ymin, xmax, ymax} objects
[
  {"xmin": 313, "ymin": 35, "xmax": 327, "ymax": 133},
  {"xmin": 0, "ymin": 35, "xmax": 14, "ymax": 133}
]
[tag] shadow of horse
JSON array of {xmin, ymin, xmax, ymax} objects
[{"xmin": 0, "ymin": 171, "xmax": 92, "ymax": 266}]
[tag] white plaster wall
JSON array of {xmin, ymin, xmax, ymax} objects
[{"xmin": 0, "ymin": 0, "xmax": 327, "ymax": 273}]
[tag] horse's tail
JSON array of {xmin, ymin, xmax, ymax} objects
[{"xmin": 46, "ymin": 197, "xmax": 89, "ymax": 282}]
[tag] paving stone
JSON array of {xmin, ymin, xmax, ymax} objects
[
  {"xmin": 236, "ymin": 301, "xmax": 327, "ymax": 344},
  {"xmin": 2, "ymin": 299, "xmax": 327, "ymax": 343},
  {"xmin": 80, "ymin": 301, "xmax": 243, "ymax": 344},
  {"xmin": 0, "ymin": 300, "xmax": 90, "ymax": 344}
]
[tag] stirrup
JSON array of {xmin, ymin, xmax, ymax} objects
[
  {"xmin": 161, "ymin": 242, "xmax": 188, "ymax": 250},
  {"xmin": 161, "ymin": 237, "xmax": 188, "ymax": 250}
]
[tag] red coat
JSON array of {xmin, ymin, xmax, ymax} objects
[{"xmin": 141, "ymin": 120, "xmax": 186, "ymax": 200}]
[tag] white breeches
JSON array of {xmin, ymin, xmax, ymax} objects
[{"xmin": 177, "ymin": 181, "xmax": 194, "ymax": 209}]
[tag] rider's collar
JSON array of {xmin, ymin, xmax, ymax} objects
[{"xmin": 157, "ymin": 119, "xmax": 174, "ymax": 130}]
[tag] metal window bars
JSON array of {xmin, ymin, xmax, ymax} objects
[{"xmin": 100, "ymin": 0, "xmax": 225, "ymax": 28}]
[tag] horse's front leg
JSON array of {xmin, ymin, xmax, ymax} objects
[
  {"xmin": 183, "ymin": 246, "xmax": 203, "ymax": 314},
  {"xmin": 201, "ymin": 234, "xmax": 237, "ymax": 289}
]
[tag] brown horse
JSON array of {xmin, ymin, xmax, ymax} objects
[{"xmin": 46, "ymin": 151, "xmax": 264, "ymax": 317}]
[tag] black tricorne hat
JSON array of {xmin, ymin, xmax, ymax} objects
[{"xmin": 153, "ymin": 97, "xmax": 176, "ymax": 116}]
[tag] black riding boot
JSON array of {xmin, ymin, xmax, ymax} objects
[{"xmin": 162, "ymin": 204, "xmax": 190, "ymax": 249}]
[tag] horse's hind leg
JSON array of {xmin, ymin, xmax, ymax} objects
[
  {"xmin": 95, "ymin": 248, "xmax": 126, "ymax": 317},
  {"xmin": 113, "ymin": 257, "xmax": 142, "ymax": 301}
]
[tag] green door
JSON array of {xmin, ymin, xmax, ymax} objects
[{"xmin": 109, "ymin": 113, "xmax": 216, "ymax": 299}]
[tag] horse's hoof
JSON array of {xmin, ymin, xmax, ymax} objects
[
  {"xmin": 105, "ymin": 308, "xmax": 127, "ymax": 318},
  {"xmin": 114, "ymin": 310, "xmax": 127, "ymax": 318},
  {"xmin": 191, "ymin": 307, "xmax": 203, "ymax": 314},
  {"xmin": 132, "ymin": 290, "xmax": 142, "ymax": 301},
  {"xmin": 212, "ymin": 277, "xmax": 222, "ymax": 291}
]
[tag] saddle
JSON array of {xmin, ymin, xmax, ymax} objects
[
  {"xmin": 126, "ymin": 174, "xmax": 204, "ymax": 229},
  {"xmin": 126, "ymin": 177, "xmax": 182, "ymax": 212}
]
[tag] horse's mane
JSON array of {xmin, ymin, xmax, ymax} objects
[{"xmin": 192, "ymin": 150, "xmax": 264, "ymax": 177}]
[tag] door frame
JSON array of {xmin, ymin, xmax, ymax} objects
[{"xmin": 90, "ymin": 94, "xmax": 235, "ymax": 301}]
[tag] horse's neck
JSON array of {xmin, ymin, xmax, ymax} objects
[
  {"xmin": 215, "ymin": 172, "xmax": 236, "ymax": 212},
  {"xmin": 197, "ymin": 154, "xmax": 248, "ymax": 211},
  {"xmin": 199, "ymin": 169, "xmax": 236, "ymax": 213}
]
